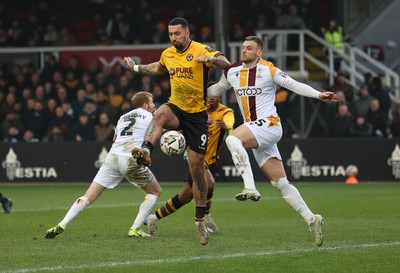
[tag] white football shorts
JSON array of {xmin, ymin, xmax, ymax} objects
[
  {"xmin": 93, "ymin": 153, "xmax": 154, "ymax": 189},
  {"xmin": 244, "ymin": 116, "xmax": 283, "ymax": 168}
]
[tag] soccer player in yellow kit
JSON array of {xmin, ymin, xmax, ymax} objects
[
  {"xmin": 145, "ymin": 94, "xmax": 234, "ymax": 235},
  {"xmin": 124, "ymin": 17, "xmax": 230, "ymax": 245}
]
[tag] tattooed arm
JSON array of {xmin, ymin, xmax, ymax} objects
[{"xmin": 123, "ymin": 57, "xmax": 168, "ymax": 76}]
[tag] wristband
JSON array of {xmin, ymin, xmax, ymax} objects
[{"xmin": 133, "ymin": 65, "xmax": 140, "ymax": 73}]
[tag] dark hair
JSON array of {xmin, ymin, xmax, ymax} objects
[
  {"xmin": 244, "ymin": 36, "xmax": 263, "ymax": 50},
  {"xmin": 168, "ymin": 17, "xmax": 189, "ymax": 28},
  {"xmin": 131, "ymin": 91, "xmax": 153, "ymax": 109}
]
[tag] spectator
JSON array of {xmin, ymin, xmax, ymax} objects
[
  {"xmin": 298, "ymin": 0, "xmax": 318, "ymax": 32},
  {"xmin": 46, "ymin": 98, "xmax": 58, "ymax": 117},
  {"xmin": 82, "ymin": 99, "xmax": 99, "ymax": 124},
  {"xmin": 365, "ymin": 98, "xmax": 388, "ymax": 137},
  {"xmin": 0, "ymin": 110, "xmax": 24, "ymax": 140},
  {"xmin": 107, "ymin": 83, "xmax": 123, "ymax": 110},
  {"xmin": 23, "ymin": 129, "xmax": 39, "ymax": 142},
  {"xmin": 64, "ymin": 71, "xmax": 80, "ymax": 99},
  {"xmin": 34, "ymin": 85, "xmax": 47, "ymax": 105},
  {"xmin": 329, "ymin": 72, "xmax": 354, "ymax": 102},
  {"xmin": 349, "ymin": 115, "xmax": 373, "ymax": 137},
  {"xmin": 3, "ymin": 126, "xmax": 23, "ymax": 142},
  {"xmin": 48, "ymin": 105, "xmax": 72, "ymax": 139},
  {"xmin": 329, "ymin": 104, "xmax": 354, "ymax": 137},
  {"xmin": 370, "ymin": 76, "xmax": 391, "ymax": 120},
  {"xmin": 321, "ymin": 18, "xmax": 345, "ymax": 71},
  {"xmin": 24, "ymin": 100, "xmax": 49, "ymax": 140},
  {"xmin": 84, "ymin": 82, "xmax": 97, "ymax": 102},
  {"xmin": 282, "ymin": 3, "xmax": 305, "ymax": 29},
  {"xmin": 64, "ymin": 55, "xmax": 83, "ymax": 79},
  {"xmin": 43, "ymin": 125, "xmax": 65, "ymax": 142},
  {"xmin": 70, "ymin": 112, "xmax": 95, "ymax": 142},
  {"xmin": 41, "ymin": 54, "xmax": 63, "ymax": 83},
  {"xmin": 0, "ymin": 93, "xmax": 17, "ymax": 120},
  {"xmin": 96, "ymin": 90, "xmax": 115, "ymax": 121},
  {"xmin": 43, "ymin": 23, "xmax": 58, "ymax": 46},
  {"xmin": 56, "ymin": 86, "xmax": 69, "ymax": 104},
  {"xmin": 29, "ymin": 72, "xmax": 42, "ymax": 91},
  {"xmin": 323, "ymin": 90, "xmax": 354, "ymax": 122},
  {"xmin": 94, "ymin": 112, "xmax": 114, "ymax": 142},
  {"xmin": 354, "ymin": 85, "xmax": 373, "ymax": 117},
  {"xmin": 94, "ymin": 72, "xmax": 108, "ymax": 91},
  {"xmin": 70, "ymin": 88, "xmax": 87, "ymax": 118}
]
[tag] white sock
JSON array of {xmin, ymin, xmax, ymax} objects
[
  {"xmin": 59, "ymin": 196, "xmax": 90, "ymax": 227},
  {"xmin": 133, "ymin": 194, "xmax": 158, "ymax": 229},
  {"xmin": 271, "ymin": 177, "xmax": 314, "ymax": 225},
  {"xmin": 226, "ymin": 135, "xmax": 257, "ymax": 191}
]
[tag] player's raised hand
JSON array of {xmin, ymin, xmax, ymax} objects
[
  {"xmin": 123, "ymin": 57, "xmax": 136, "ymax": 72},
  {"xmin": 318, "ymin": 91, "xmax": 339, "ymax": 102}
]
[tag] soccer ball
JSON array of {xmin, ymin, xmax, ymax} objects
[{"xmin": 160, "ymin": 130, "xmax": 186, "ymax": 156}]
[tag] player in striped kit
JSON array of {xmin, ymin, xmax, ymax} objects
[
  {"xmin": 208, "ymin": 36, "xmax": 338, "ymax": 246},
  {"xmin": 45, "ymin": 92, "xmax": 161, "ymax": 239}
]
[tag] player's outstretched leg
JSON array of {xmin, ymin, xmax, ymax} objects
[
  {"xmin": 226, "ymin": 135, "xmax": 261, "ymax": 201},
  {"xmin": 309, "ymin": 214, "xmax": 324, "ymax": 247},
  {"xmin": 271, "ymin": 177, "xmax": 324, "ymax": 246},
  {"xmin": 235, "ymin": 189, "xmax": 261, "ymax": 201},
  {"xmin": 45, "ymin": 224, "xmax": 66, "ymax": 239},
  {"xmin": 195, "ymin": 220, "xmax": 209, "ymax": 245},
  {"xmin": 128, "ymin": 227, "xmax": 151, "ymax": 237}
]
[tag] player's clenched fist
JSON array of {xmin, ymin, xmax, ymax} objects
[{"xmin": 123, "ymin": 57, "xmax": 137, "ymax": 72}]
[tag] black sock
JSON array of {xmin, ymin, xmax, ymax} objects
[
  {"xmin": 154, "ymin": 194, "xmax": 184, "ymax": 219},
  {"xmin": 195, "ymin": 206, "xmax": 206, "ymax": 222}
]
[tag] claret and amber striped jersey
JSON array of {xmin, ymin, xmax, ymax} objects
[
  {"xmin": 223, "ymin": 59, "xmax": 285, "ymax": 122},
  {"xmin": 159, "ymin": 40, "xmax": 222, "ymax": 113},
  {"xmin": 206, "ymin": 103, "xmax": 234, "ymax": 165}
]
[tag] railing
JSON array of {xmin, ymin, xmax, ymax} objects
[{"xmin": 226, "ymin": 29, "xmax": 400, "ymax": 100}]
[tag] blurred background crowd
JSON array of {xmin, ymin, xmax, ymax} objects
[{"xmin": 1, "ymin": 0, "xmax": 398, "ymax": 143}]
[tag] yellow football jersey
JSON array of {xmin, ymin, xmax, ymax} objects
[
  {"xmin": 206, "ymin": 103, "xmax": 235, "ymax": 165},
  {"xmin": 159, "ymin": 41, "xmax": 221, "ymax": 113}
]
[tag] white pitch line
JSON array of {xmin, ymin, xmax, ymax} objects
[{"xmin": 1, "ymin": 241, "xmax": 399, "ymax": 273}]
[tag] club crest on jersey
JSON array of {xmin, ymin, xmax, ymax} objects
[
  {"xmin": 235, "ymin": 71, "xmax": 240, "ymax": 77},
  {"xmin": 257, "ymin": 68, "xmax": 262, "ymax": 78},
  {"xmin": 279, "ymin": 72, "xmax": 287, "ymax": 78},
  {"xmin": 186, "ymin": 53, "xmax": 193, "ymax": 61}
]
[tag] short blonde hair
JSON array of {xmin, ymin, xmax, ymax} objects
[{"xmin": 131, "ymin": 91, "xmax": 153, "ymax": 109}]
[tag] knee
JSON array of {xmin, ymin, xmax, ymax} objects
[
  {"xmin": 226, "ymin": 135, "xmax": 238, "ymax": 148},
  {"xmin": 271, "ymin": 177, "xmax": 289, "ymax": 190}
]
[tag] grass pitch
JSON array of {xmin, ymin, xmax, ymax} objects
[{"xmin": 1, "ymin": 182, "xmax": 400, "ymax": 273}]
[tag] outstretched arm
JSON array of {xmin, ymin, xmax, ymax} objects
[
  {"xmin": 275, "ymin": 72, "xmax": 338, "ymax": 102},
  {"xmin": 123, "ymin": 57, "xmax": 168, "ymax": 76},
  {"xmin": 207, "ymin": 74, "xmax": 232, "ymax": 97},
  {"xmin": 317, "ymin": 91, "xmax": 339, "ymax": 102}
]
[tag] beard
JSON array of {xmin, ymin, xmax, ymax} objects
[{"xmin": 172, "ymin": 41, "xmax": 184, "ymax": 51}]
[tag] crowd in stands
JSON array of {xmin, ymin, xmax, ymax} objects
[
  {"xmin": 0, "ymin": 0, "xmax": 331, "ymax": 47},
  {"xmin": 0, "ymin": 0, "xmax": 399, "ymax": 142}
]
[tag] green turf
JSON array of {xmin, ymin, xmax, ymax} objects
[{"xmin": 1, "ymin": 182, "xmax": 400, "ymax": 273}]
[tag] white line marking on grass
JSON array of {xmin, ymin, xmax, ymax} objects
[{"xmin": 2, "ymin": 241, "xmax": 399, "ymax": 273}]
